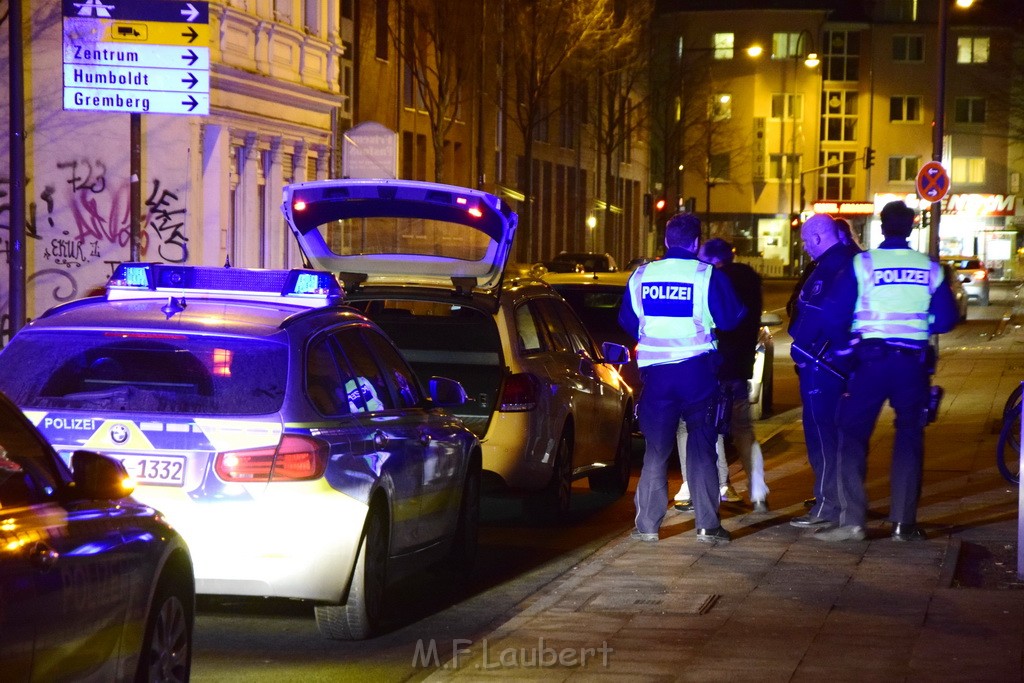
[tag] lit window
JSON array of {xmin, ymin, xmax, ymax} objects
[
  {"xmin": 772, "ymin": 32, "xmax": 810, "ymax": 59},
  {"xmin": 713, "ymin": 33, "xmax": 734, "ymax": 60},
  {"xmin": 951, "ymin": 157, "xmax": 986, "ymax": 184},
  {"xmin": 956, "ymin": 36, "xmax": 989, "ymax": 64},
  {"xmin": 710, "ymin": 93, "xmax": 732, "ymax": 121}
]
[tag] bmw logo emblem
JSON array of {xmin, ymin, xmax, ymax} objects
[{"xmin": 110, "ymin": 424, "xmax": 130, "ymax": 444}]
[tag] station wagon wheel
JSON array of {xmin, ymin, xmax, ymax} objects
[
  {"xmin": 589, "ymin": 411, "xmax": 632, "ymax": 497},
  {"xmin": 136, "ymin": 574, "xmax": 192, "ymax": 683},
  {"xmin": 527, "ymin": 429, "xmax": 573, "ymax": 523},
  {"xmin": 315, "ymin": 505, "xmax": 389, "ymax": 640}
]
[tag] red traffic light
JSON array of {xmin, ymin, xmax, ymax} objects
[{"xmin": 655, "ymin": 198, "xmax": 666, "ymax": 212}]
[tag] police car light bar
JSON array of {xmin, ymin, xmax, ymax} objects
[{"xmin": 106, "ymin": 263, "xmax": 344, "ymax": 307}]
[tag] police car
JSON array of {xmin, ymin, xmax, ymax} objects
[
  {"xmin": 0, "ymin": 263, "xmax": 481, "ymax": 640},
  {"xmin": 281, "ymin": 179, "xmax": 635, "ymax": 520},
  {"xmin": 0, "ymin": 388, "xmax": 194, "ymax": 681}
]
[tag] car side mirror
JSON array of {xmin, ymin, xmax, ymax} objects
[
  {"xmin": 71, "ymin": 450, "xmax": 134, "ymax": 499},
  {"xmin": 760, "ymin": 311, "xmax": 783, "ymax": 327},
  {"xmin": 601, "ymin": 341, "xmax": 631, "ymax": 365},
  {"xmin": 429, "ymin": 376, "xmax": 468, "ymax": 407}
]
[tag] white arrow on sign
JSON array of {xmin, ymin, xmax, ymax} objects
[{"xmin": 181, "ymin": 3, "xmax": 199, "ymax": 22}]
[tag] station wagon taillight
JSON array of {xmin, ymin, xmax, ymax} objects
[
  {"xmin": 215, "ymin": 434, "xmax": 328, "ymax": 482},
  {"xmin": 498, "ymin": 373, "xmax": 539, "ymax": 412}
]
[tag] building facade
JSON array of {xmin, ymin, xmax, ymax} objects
[
  {"xmin": 653, "ymin": 0, "xmax": 1024, "ymax": 277},
  {"xmin": 1, "ymin": 0, "xmax": 651, "ymax": 329}
]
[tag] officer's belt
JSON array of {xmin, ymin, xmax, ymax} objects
[{"xmin": 857, "ymin": 338, "xmax": 927, "ymax": 354}]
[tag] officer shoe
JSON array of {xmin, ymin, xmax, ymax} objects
[
  {"xmin": 789, "ymin": 513, "xmax": 831, "ymax": 528},
  {"xmin": 752, "ymin": 500, "xmax": 769, "ymax": 513},
  {"xmin": 696, "ymin": 526, "xmax": 731, "ymax": 544},
  {"xmin": 891, "ymin": 523, "xmax": 927, "ymax": 541},
  {"xmin": 629, "ymin": 529, "xmax": 659, "ymax": 543},
  {"xmin": 812, "ymin": 525, "xmax": 865, "ymax": 542},
  {"xmin": 673, "ymin": 499, "xmax": 694, "ymax": 512}
]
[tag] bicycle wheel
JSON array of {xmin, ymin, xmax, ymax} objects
[
  {"xmin": 1002, "ymin": 384, "xmax": 1023, "ymax": 422},
  {"xmin": 997, "ymin": 405, "xmax": 1021, "ymax": 485}
]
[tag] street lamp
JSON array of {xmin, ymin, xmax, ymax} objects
[{"xmin": 929, "ymin": 0, "xmax": 975, "ymax": 259}]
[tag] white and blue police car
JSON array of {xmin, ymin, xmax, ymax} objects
[{"xmin": 0, "ymin": 262, "xmax": 481, "ymax": 640}]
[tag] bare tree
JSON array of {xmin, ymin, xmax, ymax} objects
[
  {"xmin": 585, "ymin": 0, "xmax": 653, "ymax": 261},
  {"xmin": 501, "ymin": 0, "xmax": 617, "ymax": 261},
  {"xmin": 386, "ymin": 0, "xmax": 481, "ymax": 184}
]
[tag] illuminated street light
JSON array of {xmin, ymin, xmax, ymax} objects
[{"xmin": 929, "ymin": 0, "xmax": 975, "ymax": 258}]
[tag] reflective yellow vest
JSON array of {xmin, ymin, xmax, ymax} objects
[
  {"xmin": 852, "ymin": 248, "xmax": 941, "ymax": 341},
  {"xmin": 628, "ymin": 258, "xmax": 716, "ymax": 367}
]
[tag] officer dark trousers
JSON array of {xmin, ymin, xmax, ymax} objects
[
  {"xmin": 799, "ymin": 365, "xmax": 845, "ymax": 523},
  {"xmin": 834, "ymin": 343, "xmax": 929, "ymax": 528},
  {"xmin": 635, "ymin": 353, "xmax": 720, "ymax": 533}
]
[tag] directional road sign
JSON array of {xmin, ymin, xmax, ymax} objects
[
  {"xmin": 916, "ymin": 161, "xmax": 951, "ymax": 203},
  {"xmin": 62, "ymin": 1, "xmax": 210, "ymax": 116}
]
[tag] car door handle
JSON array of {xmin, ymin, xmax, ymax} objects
[
  {"xmin": 373, "ymin": 430, "xmax": 388, "ymax": 449},
  {"xmin": 29, "ymin": 542, "xmax": 59, "ymax": 570}
]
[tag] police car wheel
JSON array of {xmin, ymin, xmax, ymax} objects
[
  {"xmin": 137, "ymin": 574, "xmax": 192, "ymax": 683},
  {"xmin": 316, "ymin": 505, "xmax": 389, "ymax": 640},
  {"xmin": 589, "ymin": 412, "xmax": 632, "ymax": 496}
]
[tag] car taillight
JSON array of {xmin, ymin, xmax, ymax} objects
[
  {"xmin": 214, "ymin": 434, "xmax": 328, "ymax": 482},
  {"xmin": 971, "ymin": 269, "xmax": 987, "ymax": 281},
  {"xmin": 498, "ymin": 373, "xmax": 539, "ymax": 412}
]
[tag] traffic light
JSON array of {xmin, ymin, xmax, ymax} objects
[
  {"xmin": 863, "ymin": 146, "xmax": 875, "ymax": 170},
  {"xmin": 654, "ymin": 197, "xmax": 667, "ymax": 213},
  {"xmin": 643, "ymin": 193, "xmax": 653, "ymax": 216},
  {"xmin": 789, "ymin": 213, "xmax": 802, "ymax": 230}
]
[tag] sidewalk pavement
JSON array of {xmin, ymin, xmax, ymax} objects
[{"xmin": 427, "ymin": 313, "xmax": 1024, "ymax": 681}]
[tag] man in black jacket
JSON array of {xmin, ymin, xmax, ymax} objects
[{"xmin": 788, "ymin": 213, "xmax": 861, "ymax": 529}]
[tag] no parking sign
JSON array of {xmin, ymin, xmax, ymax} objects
[{"xmin": 916, "ymin": 161, "xmax": 950, "ymax": 203}]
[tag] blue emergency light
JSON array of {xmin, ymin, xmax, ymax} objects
[{"xmin": 106, "ymin": 263, "xmax": 343, "ymax": 307}]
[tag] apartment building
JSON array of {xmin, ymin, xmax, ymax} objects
[{"xmin": 653, "ymin": 0, "xmax": 1024, "ymax": 277}]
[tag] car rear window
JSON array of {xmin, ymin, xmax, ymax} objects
[{"xmin": 0, "ymin": 331, "xmax": 288, "ymax": 415}]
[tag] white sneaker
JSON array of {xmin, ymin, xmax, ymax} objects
[{"xmin": 674, "ymin": 482, "xmax": 690, "ymax": 502}]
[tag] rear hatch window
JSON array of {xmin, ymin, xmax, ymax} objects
[
  {"xmin": 0, "ymin": 331, "xmax": 288, "ymax": 415},
  {"xmin": 353, "ymin": 300, "xmax": 502, "ymax": 436}
]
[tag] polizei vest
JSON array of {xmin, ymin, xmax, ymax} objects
[
  {"xmin": 852, "ymin": 248, "xmax": 941, "ymax": 341},
  {"xmin": 628, "ymin": 258, "xmax": 716, "ymax": 367}
]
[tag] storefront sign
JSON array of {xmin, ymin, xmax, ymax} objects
[
  {"xmin": 873, "ymin": 193, "xmax": 1020, "ymax": 217},
  {"xmin": 812, "ymin": 201, "xmax": 875, "ymax": 215},
  {"xmin": 944, "ymin": 194, "xmax": 1019, "ymax": 217}
]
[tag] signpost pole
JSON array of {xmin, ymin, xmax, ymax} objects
[
  {"xmin": 929, "ymin": 0, "xmax": 949, "ymax": 260},
  {"xmin": 130, "ymin": 113, "xmax": 141, "ymax": 262},
  {"xmin": 7, "ymin": 0, "xmax": 27, "ymax": 339}
]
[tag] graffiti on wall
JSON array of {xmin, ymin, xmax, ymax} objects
[{"xmin": 0, "ymin": 159, "xmax": 190, "ymax": 341}]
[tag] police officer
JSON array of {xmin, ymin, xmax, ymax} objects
[
  {"xmin": 619, "ymin": 213, "xmax": 744, "ymax": 544},
  {"xmin": 815, "ymin": 200, "xmax": 959, "ymax": 542},
  {"xmin": 788, "ymin": 213, "xmax": 860, "ymax": 530}
]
